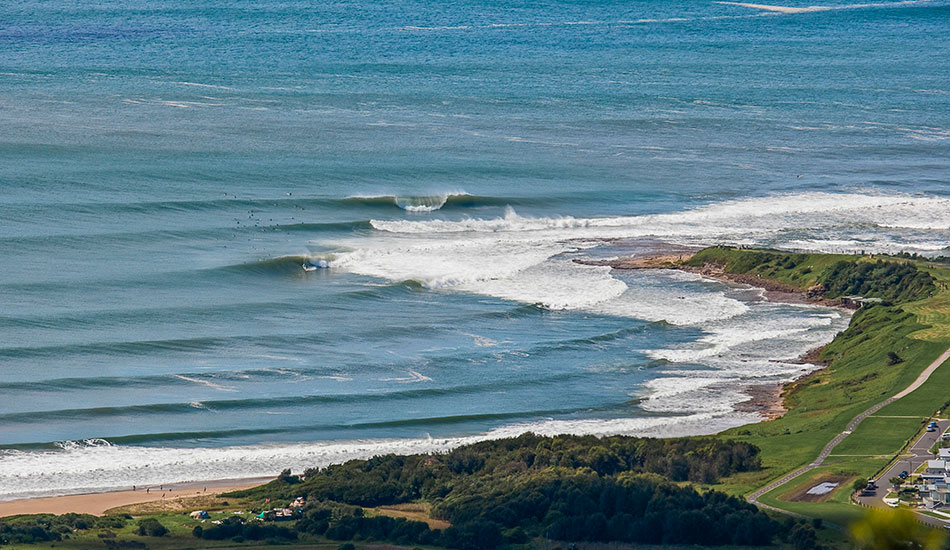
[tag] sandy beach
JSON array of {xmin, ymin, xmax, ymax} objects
[{"xmin": 0, "ymin": 479, "xmax": 267, "ymax": 518}]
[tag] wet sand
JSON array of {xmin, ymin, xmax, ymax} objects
[{"xmin": 735, "ymin": 383, "xmax": 788, "ymax": 420}]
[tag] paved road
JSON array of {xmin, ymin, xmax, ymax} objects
[
  {"xmin": 855, "ymin": 418, "xmax": 950, "ymax": 528},
  {"xmin": 894, "ymin": 348, "xmax": 950, "ymax": 399},
  {"xmin": 747, "ymin": 347, "xmax": 950, "ymax": 522}
]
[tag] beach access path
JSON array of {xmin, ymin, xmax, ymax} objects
[{"xmin": 747, "ymin": 346, "xmax": 950, "ymax": 518}]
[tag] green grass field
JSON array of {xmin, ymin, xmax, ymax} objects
[
  {"xmin": 758, "ymin": 464, "xmax": 866, "ymax": 528},
  {"xmin": 694, "ymin": 248, "xmax": 950, "ymax": 526},
  {"xmin": 905, "ymin": 293, "xmax": 950, "ymax": 342},
  {"xmin": 829, "ymin": 416, "xmax": 925, "ymax": 457}
]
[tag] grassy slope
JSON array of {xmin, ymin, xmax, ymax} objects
[{"xmin": 687, "ymin": 247, "xmax": 950, "ymax": 523}]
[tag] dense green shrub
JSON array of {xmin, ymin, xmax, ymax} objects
[
  {"xmin": 0, "ymin": 513, "xmax": 129, "ymax": 545},
  {"xmin": 237, "ymin": 433, "xmax": 761, "ymax": 510},
  {"xmin": 225, "ymin": 433, "xmax": 773, "ymax": 546},
  {"xmin": 135, "ymin": 517, "xmax": 167, "ymax": 537},
  {"xmin": 820, "ymin": 260, "xmax": 935, "ymax": 302},
  {"xmin": 194, "ymin": 516, "xmax": 296, "ymax": 542},
  {"xmin": 435, "ymin": 471, "xmax": 778, "ymax": 546}
]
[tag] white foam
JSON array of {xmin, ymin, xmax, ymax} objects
[
  {"xmin": 167, "ymin": 81, "xmax": 234, "ymax": 90},
  {"xmin": 595, "ymin": 270, "xmax": 749, "ymax": 325},
  {"xmin": 174, "ymin": 375, "xmax": 237, "ymax": 393},
  {"xmin": 345, "ymin": 192, "xmax": 472, "ymax": 212},
  {"xmin": 381, "ymin": 369, "xmax": 434, "ymax": 383},
  {"xmin": 0, "ymin": 411, "xmax": 753, "ymax": 501},
  {"xmin": 332, "ymin": 192, "xmax": 949, "ymax": 320},
  {"xmin": 716, "ymin": 0, "xmax": 931, "ymax": 14},
  {"xmin": 397, "ymin": 196, "xmax": 449, "ymax": 212},
  {"xmin": 638, "ymin": 301, "xmax": 849, "ymax": 416},
  {"xmin": 641, "ymin": 377, "xmax": 747, "ymax": 414},
  {"xmin": 717, "ymin": 2, "xmax": 835, "ymax": 13}
]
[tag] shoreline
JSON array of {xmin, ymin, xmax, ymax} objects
[
  {"xmin": 582, "ymin": 252, "xmax": 848, "ymax": 310},
  {"xmin": 590, "ymin": 250, "xmax": 849, "ymax": 424},
  {"xmin": 0, "ymin": 249, "xmax": 847, "ymax": 517},
  {"xmin": 0, "ymin": 477, "xmax": 270, "ymax": 518}
]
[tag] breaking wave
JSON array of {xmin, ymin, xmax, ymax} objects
[
  {"xmin": 0, "ymin": 411, "xmax": 747, "ymax": 501},
  {"xmin": 327, "ymin": 192, "xmax": 950, "ymax": 317},
  {"xmin": 342, "ymin": 193, "xmax": 522, "ymax": 212}
]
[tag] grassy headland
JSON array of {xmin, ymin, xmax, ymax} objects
[{"xmin": 678, "ymin": 247, "xmax": 950, "ymax": 524}]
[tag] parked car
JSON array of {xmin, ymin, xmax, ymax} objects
[{"xmin": 899, "ymin": 471, "xmax": 908, "ymax": 479}]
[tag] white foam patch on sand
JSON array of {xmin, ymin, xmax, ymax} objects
[{"xmin": 807, "ymin": 482, "xmax": 840, "ymax": 495}]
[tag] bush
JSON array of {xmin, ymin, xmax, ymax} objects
[
  {"xmin": 789, "ymin": 523, "xmax": 818, "ymax": 550},
  {"xmin": 853, "ymin": 478, "xmax": 868, "ymax": 492},
  {"xmin": 136, "ymin": 517, "xmax": 168, "ymax": 537},
  {"xmin": 227, "ymin": 433, "xmax": 785, "ymax": 547},
  {"xmin": 196, "ymin": 516, "xmax": 297, "ymax": 542},
  {"xmin": 442, "ymin": 520, "xmax": 504, "ymax": 550},
  {"xmin": 277, "ymin": 468, "xmax": 300, "ymax": 484}
]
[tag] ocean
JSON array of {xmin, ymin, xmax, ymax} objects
[{"xmin": 0, "ymin": 0, "xmax": 948, "ymax": 500}]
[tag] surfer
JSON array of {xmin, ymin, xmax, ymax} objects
[{"xmin": 302, "ymin": 259, "xmax": 329, "ymax": 271}]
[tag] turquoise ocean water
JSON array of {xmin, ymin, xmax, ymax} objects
[{"xmin": 1, "ymin": 0, "xmax": 949, "ymax": 499}]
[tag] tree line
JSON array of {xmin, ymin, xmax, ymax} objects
[{"xmin": 229, "ymin": 433, "xmax": 803, "ymax": 548}]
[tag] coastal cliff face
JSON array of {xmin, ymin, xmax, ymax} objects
[
  {"xmin": 599, "ymin": 246, "xmax": 939, "ymax": 310},
  {"xmin": 681, "ymin": 247, "xmax": 937, "ymax": 304}
]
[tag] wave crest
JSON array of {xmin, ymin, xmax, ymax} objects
[{"xmin": 343, "ymin": 192, "xmax": 516, "ymax": 212}]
